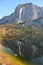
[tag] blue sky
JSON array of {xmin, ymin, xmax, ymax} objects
[{"xmin": 0, "ymin": 0, "xmax": 43, "ymax": 19}]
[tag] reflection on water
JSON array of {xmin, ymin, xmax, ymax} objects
[
  {"xmin": 24, "ymin": 56, "xmax": 43, "ymax": 65},
  {"xmin": 0, "ymin": 44, "xmax": 14, "ymax": 55},
  {"xmin": 0, "ymin": 44, "xmax": 43, "ymax": 65},
  {"xmin": 4, "ymin": 48, "xmax": 14, "ymax": 55},
  {"xmin": 5, "ymin": 48, "xmax": 43, "ymax": 65},
  {"xmin": 31, "ymin": 57, "xmax": 43, "ymax": 65}
]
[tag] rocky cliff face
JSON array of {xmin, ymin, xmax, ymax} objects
[{"xmin": 0, "ymin": 3, "xmax": 43, "ymax": 25}]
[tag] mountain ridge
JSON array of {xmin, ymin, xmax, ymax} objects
[{"xmin": 0, "ymin": 3, "xmax": 43, "ymax": 25}]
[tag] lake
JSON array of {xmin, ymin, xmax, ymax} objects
[{"xmin": 0, "ymin": 44, "xmax": 43, "ymax": 65}]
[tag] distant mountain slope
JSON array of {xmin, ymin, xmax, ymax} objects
[{"xmin": 0, "ymin": 3, "xmax": 43, "ymax": 25}]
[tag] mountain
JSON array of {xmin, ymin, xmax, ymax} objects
[
  {"xmin": 0, "ymin": 3, "xmax": 43, "ymax": 25},
  {"xmin": 0, "ymin": 3, "xmax": 43, "ymax": 60}
]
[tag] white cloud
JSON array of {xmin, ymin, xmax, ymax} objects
[{"xmin": 0, "ymin": 17, "xmax": 2, "ymax": 19}]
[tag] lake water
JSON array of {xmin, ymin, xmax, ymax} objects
[
  {"xmin": 4, "ymin": 49, "xmax": 43, "ymax": 65},
  {"xmin": 0, "ymin": 44, "xmax": 43, "ymax": 65}
]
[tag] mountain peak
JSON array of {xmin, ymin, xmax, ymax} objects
[{"xmin": 0, "ymin": 3, "xmax": 43, "ymax": 25}]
